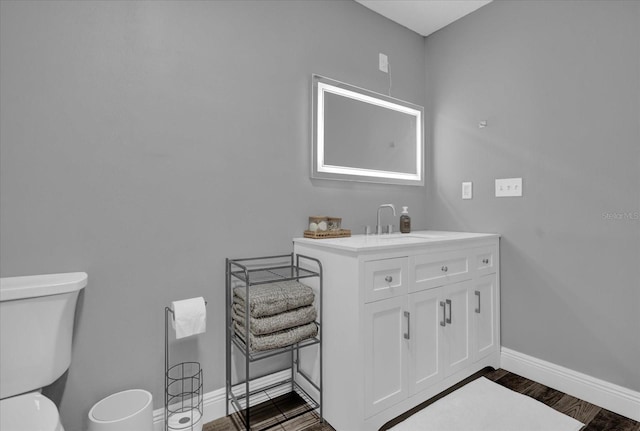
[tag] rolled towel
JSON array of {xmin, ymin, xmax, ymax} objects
[
  {"xmin": 233, "ymin": 280, "xmax": 314, "ymax": 318},
  {"xmin": 234, "ymin": 320, "xmax": 318, "ymax": 352},
  {"xmin": 232, "ymin": 303, "xmax": 317, "ymax": 335}
]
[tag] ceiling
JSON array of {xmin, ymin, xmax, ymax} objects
[{"xmin": 355, "ymin": 0, "xmax": 492, "ymax": 37}]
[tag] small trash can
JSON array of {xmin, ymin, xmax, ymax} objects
[{"xmin": 88, "ymin": 389, "xmax": 153, "ymax": 431}]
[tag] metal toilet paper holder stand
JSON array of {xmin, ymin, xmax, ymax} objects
[{"xmin": 164, "ymin": 302, "xmax": 206, "ymax": 431}]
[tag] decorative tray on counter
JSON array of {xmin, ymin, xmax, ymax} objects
[{"xmin": 303, "ymin": 229, "xmax": 351, "ymax": 239}]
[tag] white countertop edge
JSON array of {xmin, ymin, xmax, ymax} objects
[{"xmin": 293, "ymin": 230, "xmax": 500, "ymax": 252}]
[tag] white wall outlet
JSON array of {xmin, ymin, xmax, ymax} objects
[
  {"xmin": 462, "ymin": 182, "xmax": 473, "ymax": 199},
  {"xmin": 495, "ymin": 178, "xmax": 523, "ymax": 197},
  {"xmin": 379, "ymin": 53, "xmax": 389, "ymax": 73}
]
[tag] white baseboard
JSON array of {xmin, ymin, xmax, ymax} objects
[
  {"xmin": 152, "ymin": 370, "xmax": 291, "ymax": 430},
  {"xmin": 501, "ymin": 347, "xmax": 640, "ymax": 422}
]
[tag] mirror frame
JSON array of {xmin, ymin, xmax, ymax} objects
[{"xmin": 311, "ymin": 74, "xmax": 424, "ymax": 186}]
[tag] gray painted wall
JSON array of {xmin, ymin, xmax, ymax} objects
[
  {"xmin": 0, "ymin": 1, "xmax": 426, "ymax": 430},
  {"xmin": 425, "ymin": 1, "xmax": 639, "ymax": 391},
  {"xmin": 2, "ymin": 1, "xmax": 639, "ymax": 430}
]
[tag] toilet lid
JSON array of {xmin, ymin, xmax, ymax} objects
[{"xmin": 0, "ymin": 392, "xmax": 62, "ymax": 431}]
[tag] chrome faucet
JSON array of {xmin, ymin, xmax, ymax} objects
[{"xmin": 376, "ymin": 204, "xmax": 396, "ymax": 235}]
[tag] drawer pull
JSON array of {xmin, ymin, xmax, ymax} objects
[
  {"xmin": 475, "ymin": 290, "xmax": 481, "ymax": 313},
  {"xmin": 445, "ymin": 299, "xmax": 452, "ymax": 324},
  {"xmin": 404, "ymin": 311, "xmax": 411, "ymax": 339},
  {"xmin": 440, "ymin": 301, "xmax": 446, "ymax": 327},
  {"xmin": 385, "ymin": 275, "xmax": 393, "ymax": 283},
  {"xmin": 441, "ymin": 266, "xmax": 448, "ymax": 273},
  {"xmin": 482, "ymin": 258, "xmax": 489, "ymax": 265}
]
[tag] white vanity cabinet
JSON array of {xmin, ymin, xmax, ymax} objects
[{"xmin": 293, "ymin": 232, "xmax": 500, "ymax": 431}]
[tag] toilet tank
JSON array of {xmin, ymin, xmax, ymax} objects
[{"xmin": 0, "ymin": 272, "xmax": 87, "ymax": 399}]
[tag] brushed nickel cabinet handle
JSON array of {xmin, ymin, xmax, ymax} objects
[
  {"xmin": 475, "ymin": 290, "xmax": 481, "ymax": 313},
  {"xmin": 385, "ymin": 275, "xmax": 393, "ymax": 283},
  {"xmin": 482, "ymin": 258, "xmax": 489, "ymax": 265},
  {"xmin": 445, "ymin": 299, "xmax": 452, "ymax": 324},
  {"xmin": 441, "ymin": 266, "xmax": 448, "ymax": 273},
  {"xmin": 404, "ymin": 311, "xmax": 411, "ymax": 339}
]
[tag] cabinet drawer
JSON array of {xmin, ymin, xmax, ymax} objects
[
  {"xmin": 410, "ymin": 251, "xmax": 470, "ymax": 292},
  {"xmin": 364, "ymin": 257, "xmax": 408, "ymax": 303},
  {"xmin": 474, "ymin": 247, "xmax": 497, "ymax": 275}
]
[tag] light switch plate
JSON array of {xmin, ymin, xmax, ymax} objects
[
  {"xmin": 495, "ymin": 178, "xmax": 523, "ymax": 197},
  {"xmin": 462, "ymin": 182, "xmax": 473, "ymax": 199}
]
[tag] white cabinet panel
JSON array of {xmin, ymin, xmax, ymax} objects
[
  {"xmin": 364, "ymin": 257, "xmax": 409, "ymax": 303},
  {"xmin": 408, "ymin": 288, "xmax": 443, "ymax": 395},
  {"xmin": 473, "ymin": 273, "xmax": 497, "ymax": 360},
  {"xmin": 474, "ymin": 246, "xmax": 498, "ymax": 276},
  {"xmin": 442, "ymin": 280, "xmax": 472, "ymax": 377},
  {"xmin": 364, "ymin": 296, "xmax": 408, "ymax": 418},
  {"xmin": 411, "ymin": 250, "xmax": 470, "ymax": 292}
]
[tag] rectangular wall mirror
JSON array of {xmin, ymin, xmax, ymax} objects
[{"xmin": 312, "ymin": 74, "xmax": 424, "ymax": 186}]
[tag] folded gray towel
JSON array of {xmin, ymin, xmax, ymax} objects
[
  {"xmin": 233, "ymin": 280, "xmax": 315, "ymax": 318},
  {"xmin": 232, "ymin": 303, "xmax": 317, "ymax": 335},
  {"xmin": 234, "ymin": 320, "xmax": 318, "ymax": 352}
]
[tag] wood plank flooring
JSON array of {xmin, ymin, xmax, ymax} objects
[{"xmin": 204, "ymin": 368, "xmax": 639, "ymax": 431}]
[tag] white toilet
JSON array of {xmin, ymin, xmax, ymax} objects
[{"xmin": 0, "ymin": 272, "xmax": 87, "ymax": 431}]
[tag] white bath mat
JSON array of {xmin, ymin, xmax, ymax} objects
[{"xmin": 390, "ymin": 377, "xmax": 583, "ymax": 431}]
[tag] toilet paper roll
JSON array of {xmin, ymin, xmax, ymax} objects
[
  {"xmin": 171, "ymin": 297, "xmax": 206, "ymax": 339},
  {"xmin": 168, "ymin": 409, "xmax": 202, "ymax": 431}
]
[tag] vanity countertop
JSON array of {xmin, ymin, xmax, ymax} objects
[{"xmin": 293, "ymin": 230, "xmax": 499, "ymax": 253}]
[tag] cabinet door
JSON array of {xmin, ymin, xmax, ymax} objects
[
  {"xmin": 442, "ymin": 280, "xmax": 472, "ymax": 377},
  {"xmin": 364, "ymin": 296, "xmax": 409, "ymax": 418},
  {"xmin": 408, "ymin": 288, "xmax": 443, "ymax": 396},
  {"xmin": 473, "ymin": 273, "xmax": 497, "ymax": 360}
]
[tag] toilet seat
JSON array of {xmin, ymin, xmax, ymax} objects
[{"xmin": 0, "ymin": 392, "xmax": 64, "ymax": 431}]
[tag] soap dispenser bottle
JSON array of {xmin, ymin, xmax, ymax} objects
[{"xmin": 400, "ymin": 206, "xmax": 411, "ymax": 233}]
